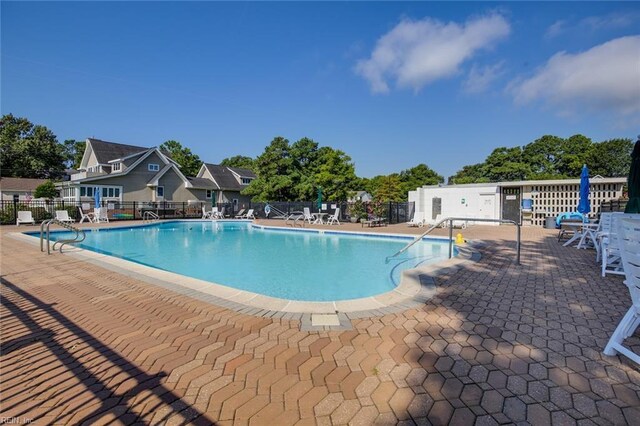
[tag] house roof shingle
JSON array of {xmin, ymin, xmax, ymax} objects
[
  {"xmin": 0, "ymin": 177, "xmax": 49, "ymax": 192},
  {"xmin": 187, "ymin": 177, "xmax": 218, "ymax": 189},
  {"xmin": 88, "ymin": 138, "xmax": 149, "ymax": 164},
  {"xmin": 203, "ymin": 164, "xmax": 256, "ymax": 191}
]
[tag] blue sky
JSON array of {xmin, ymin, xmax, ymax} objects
[{"xmin": 2, "ymin": 1, "xmax": 639, "ymax": 179}]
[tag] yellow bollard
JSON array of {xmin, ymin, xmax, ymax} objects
[{"xmin": 456, "ymin": 233, "xmax": 464, "ymax": 244}]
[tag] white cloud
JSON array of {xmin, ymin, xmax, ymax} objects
[
  {"xmin": 545, "ymin": 12, "xmax": 638, "ymax": 39},
  {"xmin": 545, "ymin": 20, "xmax": 567, "ymax": 39},
  {"xmin": 463, "ymin": 61, "xmax": 505, "ymax": 94},
  {"xmin": 355, "ymin": 13, "xmax": 510, "ymax": 94},
  {"xmin": 508, "ymin": 36, "xmax": 640, "ymax": 119}
]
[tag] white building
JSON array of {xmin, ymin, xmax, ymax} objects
[{"xmin": 408, "ymin": 177, "xmax": 626, "ymax": 226}]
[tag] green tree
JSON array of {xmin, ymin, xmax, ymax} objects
[
  {"xmin": 399, "ymin": 164, "xmax": 444, "ymax": 195},
  {"xmin": 557, "ymin": 134, "xmax": 592, "ymax": 177},
  {"xmin": 522, "ymin": 135, "xmax": 565, "ymax": 179},
  {"xmin": 62, "ymin": 139, "xmax": 86, "ymax": 169},
  {"xmin": 289, "ymin": 138, "xmax": 321, "ymax": 200},
  {"xmin": 374, "ymin": 174, "xmax": 404, "ymax": 202},
  {"xmin": 587, "ymin": 138, "xmax": 634, "ymax": 177},
  {"xmin": 242, "ymin": 137, "xmax": 295, "ymax": 201},
  {"xmin": 220, "ymin": 155, "xmax": 255, "ymax": 170},
  {"xmin": 0, "ymin": 114, "xmax": 66, "ymax": 178},
  {"xmin": 160, "ymin": 140, "xmax": 203, "ymax": 176},
  {"xmin": 483, "ymin": 147, "xmax": 530, "ymax": 182},
  {"xmin": 312, "ymin": 146, "xmax": 358, "ymax": 201},
  {"xmin": 34, "ymin": 180, "xmax": 58, "ymax": 199},
  {"xmin": 448, "ymin": 163, "xmax": 489, "ymax": 184}
]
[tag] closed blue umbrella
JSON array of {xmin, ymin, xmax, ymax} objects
[
  {"xmin": 577, "ymin": 164, "xmax": 590, "ymax": 219},
  {"xmin": 94, "ymin": 187, "xmax": 101, "ymax": 209}
]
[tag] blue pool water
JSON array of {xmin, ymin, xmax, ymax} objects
[{"xmin": 40, "ymin": 221, "xmax": 455, "ymax": 301}]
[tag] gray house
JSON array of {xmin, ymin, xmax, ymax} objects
[
  {"xmin": 195, "ymin": 163, "xmax": 256, "ymax": 209},
  {"xmin": 58, "ymin": 139, "xmax": 250, "ymax": 205}
]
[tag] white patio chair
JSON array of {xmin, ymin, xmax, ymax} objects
[
  {"xmin": 79, "ymin": 204, "xmax": 95, "ymax": 223},
  {"xmin": 55, "ymin": 210, "xmax": 75, "ymax": 224},
  {"xmin": 327, "ymin": 208, "xmax": 340, "ymax": 225},
  {"xmin": 245, "ymin": 209, "xmax": 255, "ymax": 219},
  {"xmin": 603, "ymin": 218, "xmax": 640, "ymax": 365},
  {"xmin": 211, "ymin": 207, "xmax": 221, "ymax": 219},
  {"xmin": 16, "ymin": 211, "xmax": 35, "ymax": 226},
  {"xmin": 302, "ymin": 207, "xmax": 314, "ymax": 224},
  {"xmin": 234, "ymin": 209, "xmax": 246, "ymax": 219},
  {"xmin": 94, "ymin": 207, "xmax": 109, "ymax": 223},
  {"xmin": 202, "ymin": 206, "xmax": 215, "ymax": 219},
  {"xmin": 407, "ymin": 212, "xmax": 425, "ymax": 228}
]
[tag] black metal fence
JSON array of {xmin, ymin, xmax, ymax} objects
[{"xmin": 1, "ymin": 199, "xmax": 415, "ymax": 225}]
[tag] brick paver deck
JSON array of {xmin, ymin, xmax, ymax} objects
[{"xmin": 1, "ymin": 220, "xmax": 639, "ymax": 425}]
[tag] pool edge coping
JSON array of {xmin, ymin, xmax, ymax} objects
[{"xmin": 8, "ymin": 220, "xmax": 482, "ymax": 320}]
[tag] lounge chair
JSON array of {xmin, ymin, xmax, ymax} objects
[
  {"xmin": 211, "ymin": 207, "xmax": 221, "ymax": 219},
  {"xmin": 55, "ymin": 210, "xmax": 75, "ymax": 224},
  {"xmin": 16, "ymin": 211, "xmax": 35, "ymax": 226},
  {"xmin": 94, "ymin": 207, "xmax": 109, "ymax": 223},
  {"xmin": 217, "ymin": 206, "xmax": 226, "ymax": 219},
  {"xmin": 234, "ymin": 209, "xmax": 246, "ymax": 219},
  {"xmin": 79, "ymin": 204, "xmax": 95, "ymax": 223},
  {"xmin": 245, "ymin": 209, "xmax": 255, "ymax": 219},
  {"xmin": 603, "ymin": 218, "xmax": 640, "ymax": 365},
  {"xmin": 407, "ymin": 212, "xmax": 425, "ymax": 228},
  {"xmin": 600, "ymin": 213, "xmax": 640, "ymax": 277},
  {"xmin": 327, "ymin": 208, "xmax": 340, "ymax": 225}
]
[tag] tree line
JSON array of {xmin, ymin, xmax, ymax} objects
[
  {"xmin": 448, "ymin": 134, "xmax": 633, "ymax": 184},
  {"xmin": 1, "ymin": 114, "xmax": 632, "ymax": 203}
]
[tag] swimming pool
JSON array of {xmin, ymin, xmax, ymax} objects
[{"xmin": 40, "ymin": 221, "xmax": 455, "ymax": 301}]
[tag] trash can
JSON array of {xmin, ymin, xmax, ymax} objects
[{"xmin": 544, "ymin": 217, "xmax": 556, "ymax": 229}]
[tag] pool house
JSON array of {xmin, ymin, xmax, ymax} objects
[{"xmin": 409, "ymin": 177, "xmax": 626, "ymax": 226}]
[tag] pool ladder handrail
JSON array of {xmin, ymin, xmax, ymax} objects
[
  {"xmin": 143, "ymin": 211, "xmax": 160, "ymax": 223},
  {"xmin": 385, "ymin": 216, "xmax": 521, "ymax": 265},
  {"xmin": 40, "ymin": 219, "xmax": 86, "ymax": 255}
]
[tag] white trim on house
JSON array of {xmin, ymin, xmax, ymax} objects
[
  {"xmin": 196, "ymin": 164, "xmax": 222, "ymax": 190},
  {"xmin": 107, "ymin": 151, "xmax": 146, "ymax": 163}
]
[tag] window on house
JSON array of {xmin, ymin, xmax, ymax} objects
[
  {"xmin": 148, "ymin": 163, "xmax": 160, "ymax": 172},
  {"xmin": 86, "ymin": 187, "xmax": 94, "ymax": 197},
  {"xmin": 156, "ymin": 186, "xmax": 164, "ymax": 198},
  {"xmin": 80, "ymin": 187, "xmax": 86, "ymax": 197},
  {"xmin": 241, "ymin": 177, "xmax": 252, "ymax": 185},
  {"xmin": 103, "ymin": 188, "xmax": 108, "ymax": 197},
  {"xmin": 108, "ymin": 188, "xmax": 114, "ymax": 197},
  {"xmin": 112, "ymin": 162, "xmax": 121, "ymax": 172},
  {"xmin": 115, "ymin": 188, "xmax": 120, "ymax": 197},
  {"xmin": 206, "ymin": 190, "xmax": 212, "ymax": 199}
]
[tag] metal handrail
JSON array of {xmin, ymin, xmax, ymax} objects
[
  {"xmin": 386, "ymin": 217, "xmax": 521, "ymax": 265},
  {"xmin": 40, "ymin": 219, "xmax": 86, "ymax": 254},
  {"xmin": 143, "ymin": 211, "xmax": 160, "ymax": 223}
]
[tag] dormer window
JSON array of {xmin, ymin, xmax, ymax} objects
[
  {"xmin": 112, "ymin": 162, "xmax": 122, "ymax": 172},
  {"xmin": 241, "ymin": 177, "xmax": 253, "ymax": 185},
  {"xmin": 148, "ymin": 163, "xmax": 160, "ymax": 172}
]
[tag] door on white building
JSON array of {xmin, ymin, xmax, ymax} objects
[
  {"xmin": 501, "ymin": 188, "xmax": 521, "ymax": 223},
  {"xmin": 479, "ymin": 195, "xmax": 494, "ymax": 219}
]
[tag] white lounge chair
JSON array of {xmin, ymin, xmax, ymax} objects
[
  {"xmin": 16, "ymin": 211, "xmax": 35, "ymax": 226},
  {"xmin": 55, "ymin": 210, "xmax": 75, "ymax": 224},
  {"xmin": 211, "ymin": 207, "xmax": 221, "ymax": 219},
  {"xmin": 234, "ymin": 209, "xmax": 246, "ymax": 219},
  {"xmin": 94, "ymin": 207, "xmax": 109, "ymax": 223},
  {"xmin": 245, "ymin": 209, "xmax": 255, "ymax": 219},
  {"xmin": 327, "ymin": 208, "xmax": 340, "ymax": 225},
  {"xmin": 600, "ymin": 213, "xmax": 640, "ymax": 277},
  {"xmin": 603, "ymin": 218, "xmax": 640, "ymax": 365},
  {"xmin": 79, "ymin": 204, "xmax": 95, "ymax": 223},
  {"xmin": 408, "ymin": 212, "xmax": 425, "ymax": 228}
]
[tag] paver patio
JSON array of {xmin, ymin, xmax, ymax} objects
[{"xmin": 1, "ymin": 220, "xmax": 639, "ymax": 425}]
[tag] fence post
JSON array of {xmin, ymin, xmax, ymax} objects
[
  {"xmin": 12, "ymin": 195, "xmax": 18, "ymax": 224},
  {"xmin": 183, "ymin": 202, "xmax": 186, "ymax": 218}
]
